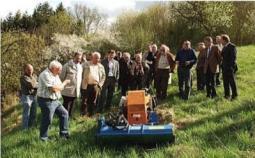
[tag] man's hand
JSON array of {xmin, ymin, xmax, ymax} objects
[
  {"xmin": 185, "ymin": 61, "xmax": 191, "ymax": 66},
  {"xmin": 63, "ymin": 79, "xmax": 71, "ymax": 85}
]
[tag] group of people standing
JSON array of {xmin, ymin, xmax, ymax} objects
[{"xmin": 19, "ymin": 34, "xmax": 238, "ymax": 141}]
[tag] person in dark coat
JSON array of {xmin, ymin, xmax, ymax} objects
[
  {"xmin": 119, "ymin": 52, "xmax": 133, "ymax": 96},
  {"xmin": 99, "ymin": 50, "xmax": 119, "ymax": 111},
  {"xmin": 175, "ymin": 40, "xmax": 197, "ymax": 100},
  {"xmin": 221, "ymin": 34, "xmax": 238, "ymax": 100},
  {"xmin": 196, "ymin": 42, "xmax": 206, "ymax": 91},
  {"xmin": 143, "ymin": 44, "xmax": 157, "ymax": 89}
]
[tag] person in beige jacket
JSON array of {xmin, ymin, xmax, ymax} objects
[
  {"xmin": 81, "ymin": 52, "xmax": 106, "ymax": 116},
  {"xmin": 60, "ymin": 52, "xmax": 83, "ymax": 117}
]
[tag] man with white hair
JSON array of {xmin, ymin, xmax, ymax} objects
[
  {"xmin": 60, "ymin": 52, "xmax": 83, "ymax": 117},
  {"xmin": 37, "ymin": 60, "xmax": 70, "ymax": 141},
  {"xmin": 155, "ymin": 44, "xmax": 176, "ymax": 100},
  {"xmin": 81, "ymin": 52, "xmax": 105, "ymax": 116}
]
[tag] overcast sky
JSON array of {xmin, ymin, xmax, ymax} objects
[{"xmin": 0, "ymin": 0, "xmax": 164, "ymax": 23}]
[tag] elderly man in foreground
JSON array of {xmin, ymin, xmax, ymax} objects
[{"xmin": 37, "ymin": 60, "xmax": 70, "ymax": 141}]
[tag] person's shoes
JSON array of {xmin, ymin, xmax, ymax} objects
[
  {"xmin": 224, "ymin": 95, "xmax": 230, "ymax": 99},
  {"xmin": 40, "ymin": 136, "xmax": 52, "ymax": 142},
  {"xmin": 206, "ymin": 94, "xmax": 211, "ymax": 98},
  {"xmin": 231, "ymin": 95, "xmax": 238, "ymax": 101},
  {"xmin": 60, "ymin": 133, "xmax": 70, "ymax": 140},
  {"xmin": 211, "ymin": 94, "xmax": 217, "ymax": 99}
]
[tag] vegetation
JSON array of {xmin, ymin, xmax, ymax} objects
[
  {"xmin": 1, "ymin": 1, "xmax": 255, "ymax": 93},
  {"xmin": 1, "ymin": 1, "xmax": 255, "ymax": 157},
  {"xmin": 1, "ymin": 45, "xmax": 255, "ymax": 158}
]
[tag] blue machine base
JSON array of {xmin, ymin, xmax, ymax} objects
[{"xmin": 96, "ymin": 116, "xmax": 175, "ymax": 144}]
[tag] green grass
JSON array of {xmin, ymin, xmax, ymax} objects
[{"xmin": 2, "ymin": 45, "xmax": 255, "ymax": 158}]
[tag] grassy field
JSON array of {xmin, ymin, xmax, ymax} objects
[{"xmin": 1, "ymin": 45, "xmax": 255, "ymax": 158}]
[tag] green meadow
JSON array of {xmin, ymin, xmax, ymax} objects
[{"xmin": 1, "ymin": 45, "xmax": 255, "ymax": 158}]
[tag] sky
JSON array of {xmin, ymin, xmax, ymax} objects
[{"xmin": 0, "ymin": 0, "xmax": 163, "ymax": 24}]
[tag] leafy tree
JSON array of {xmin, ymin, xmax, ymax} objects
[
  {"xmin": 43, "ymin": 33, "xmax": 88, "ymax": 63},
  {"xmin": 38, "ymin": 10, "xmax": 75, "ymax": 43},
  {"xmin": 1, "ymin": 32, "xmax": 46, "ymax": 92},
  {"xmin": 55, "ymin": 2, "xmax": 66, "ymax": 14},
  {"xmin": 231, "ymin": 2, "xmax": 255, "ymax": 45},
  {"xmin": 32, "ymin": 2, "xmax": 54, "ymax": 29}
]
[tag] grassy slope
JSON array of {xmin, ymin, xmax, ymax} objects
[{"xmin": 1, "ymin": 45, "xmax": 255, "ymax": 158}]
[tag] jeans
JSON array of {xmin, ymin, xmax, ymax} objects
[
  {"xmin": 37, "ymin": 97, "xmax": 69, "ymax": 139},
  {"xmin": 62, "ymin": 95, "xmax": 76, "ymax": 117},
  {"xmin": 20, "ymin": 95, "xmax": 37, "ymax": 129},
  {"xmin": 155, "ymin": 69, "xmax": 170, "ymax": 100}
]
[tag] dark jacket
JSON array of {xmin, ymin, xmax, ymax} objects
[
  {"xmin": 119, "ymin": 58, "xmax": 133, "ymax": 85},
  {"xmin": 196, "ymin": 50, "xmax": 206, "ymax": 70},
  {"xmin": 101, "ymin": 58, "xmax": 119, "ymax": 80},
  {"xmin": 221, "ymin": 43, "xmax": 238, "ymax": 73},
  {"xmin": 130, "ymin": 61, "xmax": 149, "ymax": 89},
  {"xmin": 175, "ymin": 48, "xmax": 197, "ymax": 69},
  {"xmin": 20, "ymin": 74, "xmax": 38, "ymax": 95}
]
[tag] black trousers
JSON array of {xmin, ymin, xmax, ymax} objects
[
  {"xmin": 155, "ymin": 69, "xmax": 170, "ymax": 100},
  {"xmin": 131, "ymin": 77, "xmax": 144, "ymax": 90},
  {"xmin": 120, "ymin": 83, "xmax": 129, "ymax": 96},
  {"xmin": 99, "ymin": 77, "xmax": 116, "ymax": 111},
  {"xmin": 222, "ymin": 70, "xmax": 237, "ymax": 97},
  {"xmin": 145, "ymin": 68, "xmax": 154, "ymax": 89},
  {"xmin": 87, "ymin": 84, "xmax": 100, "ymax": 116},
  {"xmin": 216, "ymin": 65, "xmax": 222, "ymax": 86},
  {"xmin": 178, "ymin": 67, "xmax": 191, "ymax": 100},
  {"xmin": 206, "ymin": 69, "xmax": 216, "ymax": 97},
  {"xmin": 196, "ymin": 68, "xmax": 205, "ymax": 91},
  {"xmin": 62, "ymin": 95, "xmax": 76, "ymax": 117},
  {"xmin": 80, "ymin": 89, "xmax": 87, "ymax": 115}
]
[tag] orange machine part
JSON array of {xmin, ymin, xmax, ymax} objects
[{"xmin": 127, "ymin": 90, "xmax": 148, "ymax": 124}]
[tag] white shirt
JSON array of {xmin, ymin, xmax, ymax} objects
[
  {"xmin": 108, "ymin": 59, "xmax": 114, "ymax": 77},
  {"xmin": 37, "ymin": 68, "xmax": 63, "ymax": 100},
  {"xmin": 207, "ymin": 47, "xmax": 211, "ymax": 58},
  {"xmin": 158, "ymin": 54, "xmax": 170, "ymax": 69},
  {"xmin": 88, "ymin": 65, "xmax": 100, "ymax": 84}
]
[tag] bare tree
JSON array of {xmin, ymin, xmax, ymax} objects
[{"xmin": 71, "ymin": 3, "xmax": 106, "ymax": 37}]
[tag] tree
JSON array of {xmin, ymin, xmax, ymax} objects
[
  {"xmin": 38, "ymin": 10, "xmax": 75, "ymax": 43},
  {"xmin": 171, "ymin": 2, "xmax": 233, "ymax": 36},
  {"xmin": 55, "ymin": 2, "xmax": 65, "ymax": 14},
  {"xmin": 43, "ymin": 33, "xmax": 88, "ymax": 63},
  {"xmin": 32, "ymin": 2, "xmax": 54, "ymax": 29},
  {"xmin": 1, "ymin": 32, "xmax": 46, "ymax": 92},
  {"xmin": 71, "ymin": 3, "xmax": 106, "ymax": 37},
  {"xmin": 231, "ymin": 2, "xmax": 255, "ymax": 45}
]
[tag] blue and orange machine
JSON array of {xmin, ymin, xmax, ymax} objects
[{"xmin": 96, "ymin": 90, "xmax": 175, "ymax": 144}]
